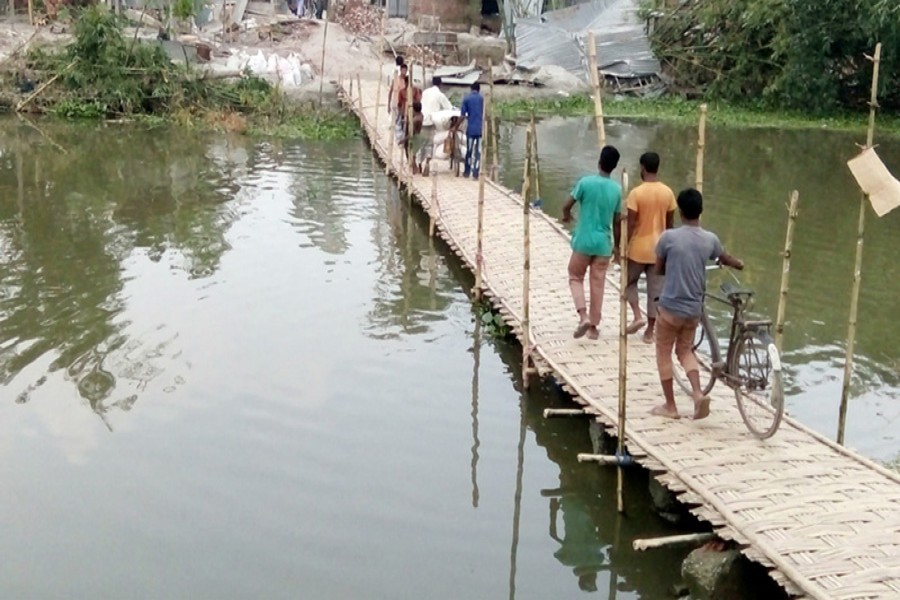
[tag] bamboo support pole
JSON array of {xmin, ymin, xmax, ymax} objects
[
  {"xmin": 838, "ymin": 42, "xmax": 882, "ymax": 446},
  {"xmin": 695, "ymin": 104, "xmax": 707, "ymax": 193},
  {"xmin": 489, "ymin": 58, "xmax": 499, "ymax": 182},
  {"xmin": 28, "ymin": 0, "xmax": 34, "ymax": 25},
  {"xmin": 318, "ymin": 17, "xmax": 330, "ymax": 107},
  {"xmin": 521, "ymin": 124, "xmax": 535, "ymax": 388},
  {"xmin": 374, "ymin": 6, "xmax": 386, "ymax": 134},
  {"xmin": 586, "ymin": 31, "xmax": 606, "ymax": 148},
  {"xmin": 577, "ymin": 453, "xmax": 635, "ymax": 466},
  {"xmin": 429, "ymin": 169, "xmax": 438, "ymax": 237},
  {"xmin": 616, "ymin": 169, "xmax": 629, "ymax": 514},
  {"xmin": 543, "ymin": 408, "xmax": 588, "ymax": 418},
  {"xmin": 633, "ymin": 532, "xmax": 715, "ymax": 552},
  {"xmin": 356, "ymin": 73, "xmax": 363, "ymax": 115},
  {"xmin": 473, "ymin": 92, "xmax": 489, "ymax": 301},
  {"xmin": 774, "ymin": 191, "xmax": 799, "ymax": 353}
]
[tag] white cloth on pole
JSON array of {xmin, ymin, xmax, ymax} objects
[{"xmin": 847, "ymin": 147, "xmax": 900, "ymax": 217}]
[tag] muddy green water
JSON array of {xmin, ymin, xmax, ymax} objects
[{"xmin": 0, "ymin": 117, "xmax": 896, "ymax": 598}]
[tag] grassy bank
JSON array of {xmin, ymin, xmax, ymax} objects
[
  {"xmin": 493, "ymin": 94, "xmax": 900, "ymax": 137},
  {"xmin": 4, "ymin": 6, "xmax": 359, "ymax": 142}
]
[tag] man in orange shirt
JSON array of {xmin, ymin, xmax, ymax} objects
[{"xmin": 624, "ymin": 152, "xmax": 676, "ymax": 343}]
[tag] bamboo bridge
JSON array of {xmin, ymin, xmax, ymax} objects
[{"xmin": 340, "ymin": 74, "xmax": 900, "ymax": 600}]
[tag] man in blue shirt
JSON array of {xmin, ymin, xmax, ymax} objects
[{"xmin": 458, "ymin": 82, "xmax": 484, "ymax": 179}]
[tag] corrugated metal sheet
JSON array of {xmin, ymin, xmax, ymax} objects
[{"xmin": 515, "ymin": 0, "xmax": 660, "ymax": 81}]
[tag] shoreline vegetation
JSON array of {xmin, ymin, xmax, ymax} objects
[
  {"xmin": 2, "ymin": 5, "xmax": 358, "ymax": 140},
  {"xmin": 493, "ymin": 95, "xmax": 900, "ymax": 138}
]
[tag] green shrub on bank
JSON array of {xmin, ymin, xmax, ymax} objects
[
  {"xmin": 19, "ymin": 5, "xmax": 358, "ymax": 140},
  {"xmin": 644, "ymin": 0, "xmax": 900, "ymax": 113}
]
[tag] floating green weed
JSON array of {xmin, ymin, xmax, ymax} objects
[{"xmin": 475, "ymin": 301, "xmax": 511, "ymax": 339}]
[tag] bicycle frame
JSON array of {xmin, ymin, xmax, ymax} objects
[{"xmin": 704, "ymin": 284, "xmax": 773, "ymax": 387}]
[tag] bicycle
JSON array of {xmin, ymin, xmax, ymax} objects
[{"xmin": 672, "ymin": 265, "xmax": 785, "ymax": 439}]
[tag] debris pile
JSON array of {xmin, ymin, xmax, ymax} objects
[
  {"xmin": 335, "ymin": 0, "xmax": 382, "ymax": 36},
  {"xmin": 404, "ymin": 44, "xmax": 444, "ymax": 67}
]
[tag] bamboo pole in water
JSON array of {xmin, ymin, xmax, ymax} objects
[
  {"xmin": 695, "ymin": 104, "xmax": 707, "ymax": 193},
  {"xmin": 374, "ymin": 5, "xmax": 387, "ymax": 135},
  {"xmin": 474, "ymin": 91, "xmax": 489, "ymax": 301},
  {"xmin": 488, "ymin": 58, "xmax": 499, "ymax": 181},
  {"xmin": 587, "ymin": 31, "xmax": 606, "ymax": 148},
  {"xmin": 838, "ymin": 42, "xmax": 882, "ymax": 446},
  {"xmin": 617, "ymin": 169, "xmax": 629, "ymax": 514},
  {"xmin": 318, "ymin": 17, "xmax": 330, "ymax": 107},
  {"xmin": 429, "ymin": 168, "xmax": 438, "ymax": 236},
  {"xmin": 774, "ymin": 190, "xmax": 799, "ymax": 353},
  {"xmin": 521, "ymin": 124, "xmax": 534, "ymax": 389}
]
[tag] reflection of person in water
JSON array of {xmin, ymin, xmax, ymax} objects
[{"xmin": 549, "ymin": 493, "xmax": 607, "ymax": 592}]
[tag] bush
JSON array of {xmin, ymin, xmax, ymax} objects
[
  {"xmin": 27, "ymin": 5, "xmax": 277, "ymax": 117},
  {"xmin": 647, "ymin": 0, "xmax": 900, "ymax": 112}
]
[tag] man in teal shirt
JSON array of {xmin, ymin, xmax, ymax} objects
[{"xmin": 562, "ymin": 146, "xmax": 622, "ymax": 340}]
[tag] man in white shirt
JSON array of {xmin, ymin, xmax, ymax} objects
[{"xmin": 418, "ymin": 76, "xmax": 453, "ymax": 175}]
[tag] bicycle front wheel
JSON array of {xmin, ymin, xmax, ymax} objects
[
  {"xmin": 673, "ymin": 311, "xmax": 721, "ymax": 398},
  {"xmin": 730, "ymin": 330, "xmax": 785, "ymax": 439}
]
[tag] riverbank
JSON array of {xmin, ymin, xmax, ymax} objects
[{"xmin": 492, "ymin": 94, "xmax": 900, "ymax": 138}]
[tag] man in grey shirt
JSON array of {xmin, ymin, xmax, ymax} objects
[{"xmin": 652, "ymin": 188, "xmax": 743, "ymax": 420}]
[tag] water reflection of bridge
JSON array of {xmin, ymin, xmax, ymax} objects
[{"xmin": 347, "ymin": 77, "xmax": 900, "ymax": 600}]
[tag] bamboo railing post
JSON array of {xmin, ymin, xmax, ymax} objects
[
  {"xmin": 775, "ymin": 191, "xmax": 799, "ymax": 353},
  {"xmin": 838, "ymin": 42, "xmax": 882, "ymax": 446},
  {"xmin": 473, "ymin": 93, "xmax": 489, "ymax": 301},
  {"xmin": 356, "ymin": 73, "xmax": 363, "ymax": 116},
  {"xmin": 586, "ymin": 31, "xmax": 606, "ymax": 148},
  {"xmin": 695, "ymin": 104, "xmax": 707, "ymax": 193},
  {"xmin": 521, "ymin": 124, "xmax": 535, "ymax": 389},
  {"xmin": 318, "ymin": 17, "xmax": 330, "ymax": 107},
  {"xmin": 374, "ymin": 5, "xmax": 387, "ymax": 135},
  {"xmin": 406, "ymin": 62, "xmax": 415, "ymax": 178},
  {"xmin": 488, "ymin": 58, "xmax": 499, "ymax": 182},
  {"xmin": 530, "ymin": 113, "xmax": 541, "ymax": 203},
  {"xmin": 617, "ymin": 169, "xmax": 629, "ymax": 514}
]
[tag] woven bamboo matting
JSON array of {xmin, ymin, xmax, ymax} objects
[{"xmin": 344, "ymin": 76, "xmax": 900, "ymax": 600}]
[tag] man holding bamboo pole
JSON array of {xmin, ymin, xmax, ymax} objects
[{"xmin": 562, "ymin": 146, "xmax": 622, "ymax": 341}]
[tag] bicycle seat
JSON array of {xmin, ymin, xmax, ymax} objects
[{"xmin": 721, "ymin": 280, "xmax": 754, "ymax": 299}]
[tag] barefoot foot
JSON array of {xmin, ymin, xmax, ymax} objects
[
  {"xmin": 573, "ymin": 319, "xmax": 591, "ymax": 339},
  {"xmin": 693, "ymin": 396, "xmax": 711, "ymax": 420},
  {"xmin": 650, "ymin": 405, "xmax": 680, "ymax": 419}
]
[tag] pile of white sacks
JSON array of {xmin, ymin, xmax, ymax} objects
[{"xmin": 224, "ymin": 51, "xmax": 315, "ymax": 88}]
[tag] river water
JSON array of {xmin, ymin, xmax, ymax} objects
[{"xmin": 0, "ymin": 118, "xmax": 896, "ymax": 598}]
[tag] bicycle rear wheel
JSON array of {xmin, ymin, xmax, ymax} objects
[
  {"xmin": 730, "ymin": 329, "xmax": 784, "ymax": 439},
  {"xmin": 673, "ymin": 310, "xmax": 721, "ymax": 397}
]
